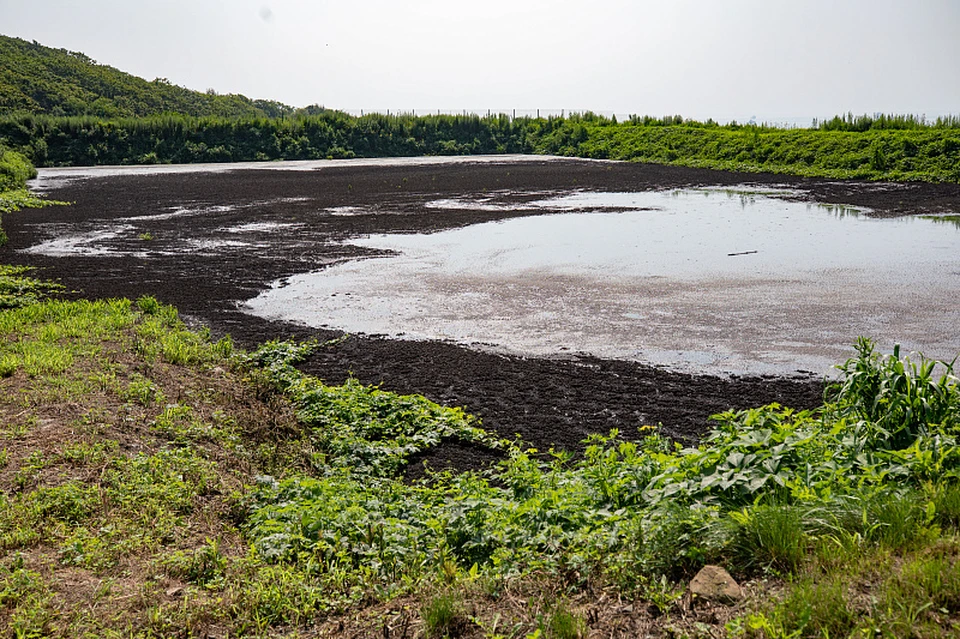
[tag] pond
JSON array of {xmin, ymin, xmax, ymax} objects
[{"xmin": 244, "ymin": 187, "xmax": 960, "ymax": 375}]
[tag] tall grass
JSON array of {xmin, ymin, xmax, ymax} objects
[
  {"xmin": 826, "ymin": 337, "xmax": 959, "ymax": 447},
  {"xmin": 816, "ymin": 112, "xmax": 960, "ymax": 132}
]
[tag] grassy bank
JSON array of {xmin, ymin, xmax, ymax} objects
[
  {"xmin": 2, "ymin": 262, "xmax": 960, "ymax": 636},
  {"xmin": 532, "ymin": 118, "xmax": 960, "ymax": 183}
]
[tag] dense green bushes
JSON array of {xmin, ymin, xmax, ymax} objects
[
  {"xmin": 0, "ymin": 111, "xmax": 543, "ymax": 167},
  {"xmin": 4, "ymin": 110, "xmax": 958, "ymax": 183},
  {"xmin": 0, "ymin": 145, "xmax": 43, "ymax": 245},
  {"xmin": 535, "ymin": 120, "xmax": 960, "ymax": 182},
  {"xmin": 242, "ymin": 336, "xmax": 960, "ymax": 612},
  {"xmin": 0, "ymin": 145, "xmax": 35, "ymax": 192}
]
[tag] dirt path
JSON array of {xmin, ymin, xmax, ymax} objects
[{"xmin": 5, "ymin": 157, "xmax": 958, "ymax": 470}]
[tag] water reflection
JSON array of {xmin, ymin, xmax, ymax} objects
[
  {"xmin": 923, "ymin": 215, "xmax": 960, "ymax": 230},
  {"xmin": 245, "ymin": 188, "xmax": 960, "ymax": 376}
]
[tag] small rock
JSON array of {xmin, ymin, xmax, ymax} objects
[{"xmin": 689, "ymin": 565, "xmax": 742, "ymax": 604}]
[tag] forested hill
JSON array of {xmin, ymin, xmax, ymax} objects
[{"xmin": 0, "ymin": 34, "xmax": 291, "ymax": 118}]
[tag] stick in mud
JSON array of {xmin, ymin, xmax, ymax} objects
[{"xmin": 727, "ymin": 250, "xmax": 758, "ymax": 256}]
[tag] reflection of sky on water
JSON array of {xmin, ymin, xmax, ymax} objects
[
  {"xmin": 245, "ymin": 188, "xmax": 960, "ymax": 376},
  {"xmin": 366, "ymin": 189, "xmax": 932, "ymax": 280}
]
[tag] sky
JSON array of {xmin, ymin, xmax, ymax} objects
[{"xmin": 2, "ymin": 0, "xmax": 959, "ymax": 124}]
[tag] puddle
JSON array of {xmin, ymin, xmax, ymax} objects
[
  {"xmin": 326, "ymin": 206, "xmax": 371, "ymax": 217},
  {"xmin": 186, "ymin": 239, "xmax": 255, "ymax": 251},
  {"xmin": 220, "ymin": 222, "xmax": 304, "ymax": 233},
  {"xmin": 245, "ymin": 188, "xmax": 960, "ymax": 376},
  {"xmin": 118, "ymin": 204, "xmax": 237, "ymax": 223},
  {"xmin": 424, "ymin": 197, "xmax": 545, "ymax": 213},
  {"xmin": 24, "ymin": 224, "xmax": 265, "ymax": 258},
  {"xmin": 22, "ymin": 225, "xmax": 135, "ymax": 257}
]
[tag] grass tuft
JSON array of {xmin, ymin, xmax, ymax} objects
[
  {"xmin": 546, "ymin": 601, "xmax": 584, "ymax": 639},
  {"xmin": 421, "ymin": 591, "xmax": 466, "ymax": 638},
  {"xmin": 730, "ymin": 505, "xmax": 807, "ymax": 575}
]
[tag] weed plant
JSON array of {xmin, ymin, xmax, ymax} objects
[
  {"xmin": 242, "ymin": 337, "xmax": 960, "ymax": 617},
  {"xmin": 545, "ymin": 602, "xmax": 584, "ymax": 639},
  {"xmin": 0, "ymin": 265, "xmax": 64, "ymax": 310},
  {"xmin": 421, "ymin": 591, "xmax": 465, "ymax": 638}
]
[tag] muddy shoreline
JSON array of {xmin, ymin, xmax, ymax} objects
[{"xmin": 5, "ymin": 157, "xmax": 959, "ymax": 469}]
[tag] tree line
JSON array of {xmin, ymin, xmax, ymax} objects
[
  {"xmin": 0, "ymin": 112, "xmax": 563, "ymax": 166},
  {"xmin": 2, "ymin": 110, "xmax": 959, "ymax": 183}
]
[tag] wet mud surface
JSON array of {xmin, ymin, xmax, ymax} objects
[{"xmin": 5, "ymin": 157, "xmax": 959, "ymax": 470}]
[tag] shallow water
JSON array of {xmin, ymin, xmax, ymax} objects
[
  {"xmin": 245, "ymin": 188, "xmax": 960, "ymax": 375},
  {"xmin": 23, "ymin": 224, "xmax": 136, "ymax": 257}
]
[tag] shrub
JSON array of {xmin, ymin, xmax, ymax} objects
[{"xmin": 0, "ymin": 147, "xmax": 36, "ymax": 192}]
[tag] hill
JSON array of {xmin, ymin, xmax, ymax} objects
[{"xmin": 0, "ymin": 34, "xmax": 291, "ymax": 118}]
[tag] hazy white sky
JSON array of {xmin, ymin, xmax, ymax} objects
[{"xmin": 3, "ymin": 0, "xmax": 959, "ymax": 123}]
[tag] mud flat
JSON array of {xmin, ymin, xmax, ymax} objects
[{"xmin": 5, "ymin": 156, "xmax": 960, "ymax": 464}]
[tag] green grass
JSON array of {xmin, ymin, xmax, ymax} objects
[
  {"xmin": 743, "ymin": 575, "xmax": 857, "ymax": 638},
  {"xmin": 421, "ymin": 591, "xmax": 466, "ymax": 638},
  {"xmin": 0, "ymin": 290, "xmax": 311, "ymax": 635},
  {"xmin": 743, "ymin": 540, "xmax": 960, "ymax": 638},
  {"xmin": 545, "ymin": 602, "xmax": 584, "ymax": 639},
  {"xmin": 2, "ymin": 260, "xmax": 960, "ymax": 636},
  {"xmin": 729, "ymin": 505, "xmax": 807, "ymax": 575}
]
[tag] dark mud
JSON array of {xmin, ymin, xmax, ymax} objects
[{"xmin": 5, "ymin": 158, "xmax": 959, "ymax": 472}]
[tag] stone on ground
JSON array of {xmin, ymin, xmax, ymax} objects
[{"xmin": 689, "ymin": 565, "xmax": 743, "ymax": 604}]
